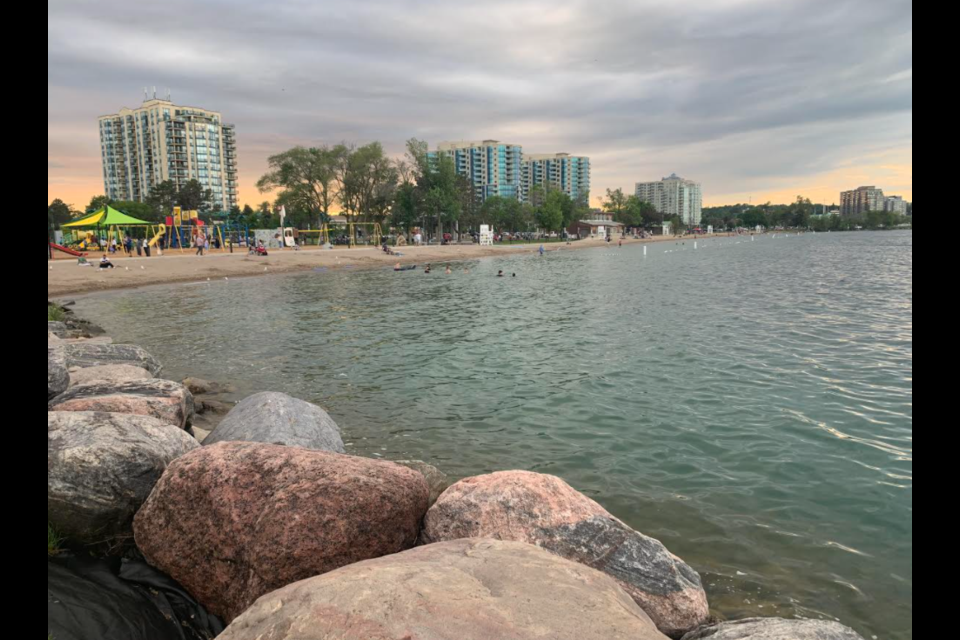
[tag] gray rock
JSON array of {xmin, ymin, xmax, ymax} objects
[
  {"xmin": 183, "ymin": 377, "xmax": 214, "ymax": 395},
  {"xmin": 49, "ymin": 379, "xmax": 195, "ymax": 429},
  {"xmin": 219, "ymin": 539, "xmax": 670, "ymax": 640},
  {"xmin": 68, "ymin": 364, "xmax": 154, "ymax": 388},
  {"xmin": 681, "ymin": 618, "xmax": 866, "ymax": 640},
  {"xmin": 204, "ymin": 391, "xmax": 345, "ymax": 452},
  {"xmin": 197, "ymin": 399, "xmax": 232, "ymax": 415},
  {"xmin": 48, "ymin": 347, "xmax": 70, "ymax": 400},
  {"xmin": 48, "ymin": 321, "xmax": 69, "ymax": 338},
  {"xmin": 48, "ymin": 332, "xmax": 63, "ymax": 346},
  {"xmin": 48, "ymin": 411, "xmax": 199, "ymax": 548},
  {"xmin": 395, "ymin": 459, "xmax": 452, "ymax": 506},
  {"xmin": 62, "ymin": 343, "xmax": 162, "ymax": 376}
]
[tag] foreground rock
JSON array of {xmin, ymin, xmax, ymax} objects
[
  {"xmin": 681, "ymin": 618, "xmax": 866, "ymax": 640},
  {"xmin": 220, "ymin": 538, "xmax": 669, "ymax": 640},
  {"xmin": 422, "ymin": 470, "xmax": 709, "ymax": 638},
  {"xmin": 134, "ymin": 442, "xmax": 429, "ymax": 622},
  {"xmin": 48, "ymin": 347, "xmax": 70, "ymax": 400},
  {"xmin": 68, "ymin": 364, "xmax": 154, "ymax": 388},
  {"xmin": 62, "ymin": 343, "xmax": 162, "ymax": 376},
  {"xmin": 48, "ymin": 412, "xmax": 199, "ymax": 548},
  {"xmin": 204, "ymin": 391, "xmax": 345, "ymax": 452},
  {"xmin": 48, "ymin": 321, "xmax": 69, "ymax": 337},
  {"xmin": 50, "ymin": 379, "xmax": 195, "ymax": 429},
  {"xmin": 395, "ymin": 459, "xmax": 452, "ymax": 506}
]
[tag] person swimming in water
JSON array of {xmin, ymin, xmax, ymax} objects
[
  {"xmin": 497, "ymin": 270, "xmax": 505, "ymax": 277},
  {"xmin": 445, "ymin": 266, "xmax": 452, "ymax": 274}
]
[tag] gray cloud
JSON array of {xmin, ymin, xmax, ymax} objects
[{"xmin": 48, "ymin": 0, "xmax": 912, "ymax": 203}]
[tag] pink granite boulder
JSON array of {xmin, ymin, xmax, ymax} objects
[
  {"xmin": 422, "ymin": 470, "xmax": 710, "ymax": 638},
  {"xmin": 220, "ymin": 538, "xmax": 670, "ymax": 640},
  {"xmin": 133, "ymin": 442, "xmax": 430, "ymax": 622}
]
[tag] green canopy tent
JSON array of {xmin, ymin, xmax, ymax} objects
[{"xmin": 62, "ymin": 206, "xmax": 155, "ymax": 254}]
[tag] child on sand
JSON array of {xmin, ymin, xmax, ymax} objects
[{"xmin": 99, "ymin": 254, "xmax": 115, "ymax": 269}]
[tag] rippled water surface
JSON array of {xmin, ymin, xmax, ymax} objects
[{"xmin": 72, "ymin": 231, "xmax": 913, "ymax": 639}]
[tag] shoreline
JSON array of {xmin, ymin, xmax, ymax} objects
[{"xmin": 48, "ymin": 233, "xmax": 736, "ymax": 298}]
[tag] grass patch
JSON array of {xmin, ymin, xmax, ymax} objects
[
  {"xmin": 48, "ymin": 523, "xmax": 63, "ymax": 556},
  {"xmin": 47, "ymin": 306, "xmax": 67, "ymax": 322}
]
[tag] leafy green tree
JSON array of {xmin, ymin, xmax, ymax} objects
[
  {"xmin": 536, "ymin": 190, "xmax": 566, "ymax": 233},
  {"xmin": 603, "ymin": 188, "xmax": 629, "ymax": 219},
  {"xmin": 257, "ymin": 145, "xmax": 343, "ymax": 227},
  {"xmin": 48, "ymin": 199, "xmax": 75, "ymax": 229},
  {"xmin": 87, "ymin": 195, "xmax": 111, "ymax": 212}
]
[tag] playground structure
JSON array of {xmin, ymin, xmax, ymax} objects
[
  {"xmin": 284, "ymin": 222, "xmax": 382, "ymax": 249},
  {"xmin": 162, "ymin": 208, "xmax": 250, "ymax": 253},
  {"xmin": 55, "ymin": 206, "xmax": 160, "ymax": 258}
]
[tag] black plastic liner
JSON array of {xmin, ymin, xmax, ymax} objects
[{"xmin": 48, "ymin": 553, "xmax": 223, "ymax": 640}]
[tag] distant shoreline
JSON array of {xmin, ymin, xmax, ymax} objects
[{"xmin": 48, "ymin": 233, "xmax": 738, "ymax": 299}]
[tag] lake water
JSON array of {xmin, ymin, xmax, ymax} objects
[{"xmin": 71, "ymin": 231, "xmax": 913, "ymax": 640}]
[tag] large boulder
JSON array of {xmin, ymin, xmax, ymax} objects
[
  {"xmin": 49, "ymin": 379, "xmax": 195, "ymax": 429},
  {"xmin": 422, "ymin": 470, "xmax": 709, "ymax": 638},
  {"xmin": 48, "ymin": 347, "xmax": 70, "ymax": 400},
  {"xmin": 68, "ymin": 364, "xmax": 154, "ymax": 388},
  {"xmin": 62, "ymin": 343, "xmax": 162, "ymax": 376},
  {"xmin": 133, "ymin": 442, "xmax": 430, "ymax": 622},
  {"xmin": 48, "ymin": 412, "xmax": 199, "ymax": 548},
  {"xmin": 681, "ymin": 618, "xmax": 866, "ymax": 640},
  {"xmin": 220, "ymin": 538, "xmax": 670, "ymax": 640},
  {"xmin": 204, "ymin": 391, "xmax": 345, "ymax": 452}
]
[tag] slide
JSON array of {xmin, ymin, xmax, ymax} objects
[
  {"xmin": 148, "ymin": 223, "xmax": 167, "ymax": 247},
  {"xmin": 50, "ymin": 242, "xmax": 86, "ymax": 257}
]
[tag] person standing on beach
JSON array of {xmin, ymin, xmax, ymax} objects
[
  {"xmin": 124, "ymin": 235, "xmax": 133, "ymax": 255},
  {"xmin": 143, "ymin": 237, "xmax": 151, "ymax": 258},
  {"xmin": 196, "ymin": 234, "xmax": 205, "ymax": 256},
  {"xmin": 539, "ymin": 245, "xmax": 545, "ymax": 256}
]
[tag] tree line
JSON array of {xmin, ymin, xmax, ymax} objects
[{"xmin": 701, "ymin": 197, "xmax": 912, "ymax": 231}]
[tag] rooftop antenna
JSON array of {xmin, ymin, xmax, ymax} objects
[
  {"xmin": 152, "ymin": 86, "xmax": 157, "ymax": 99},
  {"xmin": 166, "ymin": 88, "xmax": 171, "ymax": 101},
  {"xmin": 143, "ymin": 87, "xmax": 148, "ymax": 101}
]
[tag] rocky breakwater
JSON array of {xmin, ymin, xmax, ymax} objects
[{"xmin": 46, "ymin": 306, "xmax": 873, "ymax": 640}]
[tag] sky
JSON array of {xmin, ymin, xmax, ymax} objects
[{"xmin": 48, "ymin": 0, "xmax": 913, "ymax": 210}]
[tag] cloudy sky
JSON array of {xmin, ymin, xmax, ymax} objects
[{"xmin": 48, "ymin": 0, "xmax": 912, "ymax": 209}]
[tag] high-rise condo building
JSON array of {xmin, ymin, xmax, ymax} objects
[
  {"xmin": 840, "ymin": 186, "xmax": 885, "ymax": 216},
  {"xmin": 635, "ymin": 174, "xmax": 703, "ymax": 226},
  {"xmin": 98, "ymin": 95, "xmax": 238, "ymax": 211},
  {"xmin": 429, "ymin": 140, "xmax": 523, "ymax": 202},
  {"xmin": 522, "ymin": 153, "xmax": 591, "ymax": 203},
  {"xmin": 884, "ymin": 195, "xmax": 908, "ymax": 216}
]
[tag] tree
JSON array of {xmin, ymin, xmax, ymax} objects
[
  {"xmin": 87, "ymin": 195, "xmax": 111, "ymax": 212},
  {"xmin": 257, "ymin": 146, "xmax": 342, "ymax": 228},
  {"xmin": 145, "ymin": 181, "xmax": 178, "ymax": 219},
  {"xmin": 336, "ymin": 142, "xmax": 399, "ymax": 225},
  {"xmin": 536, "ymin": 190, "xmax": 566, "ymax": 233},
  {"xmin": 177, "ymin": 180, "xmax": 214, "ymax": 213},
  {"xmin": 48, "ymin": 199, "xmax": 75, "ymax": 229},
  {"xmin": 603, "ymin": 188, "xmax": 629, "ymax": 219}
]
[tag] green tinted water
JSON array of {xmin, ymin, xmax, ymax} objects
[{"xmin": 72, "ymin": 231, "xmax": 912, "ymax": 639}]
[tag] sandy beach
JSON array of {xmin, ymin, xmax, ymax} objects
[{"xmin": 47, "ymin": 234, "xmax": 719, "ymax": 298}]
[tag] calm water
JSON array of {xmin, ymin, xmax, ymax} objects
[{"xmin": 72, "ymin": 231, "xmax": 913, "ymax": 640}]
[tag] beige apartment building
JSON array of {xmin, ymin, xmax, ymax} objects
[
  {"xmin": 840, "ymin": 186, "xmax": 885, "ymax": 216},
  {"xmin": 99, "ymin": 96, "xmax": 238, "ymax": 211}
]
